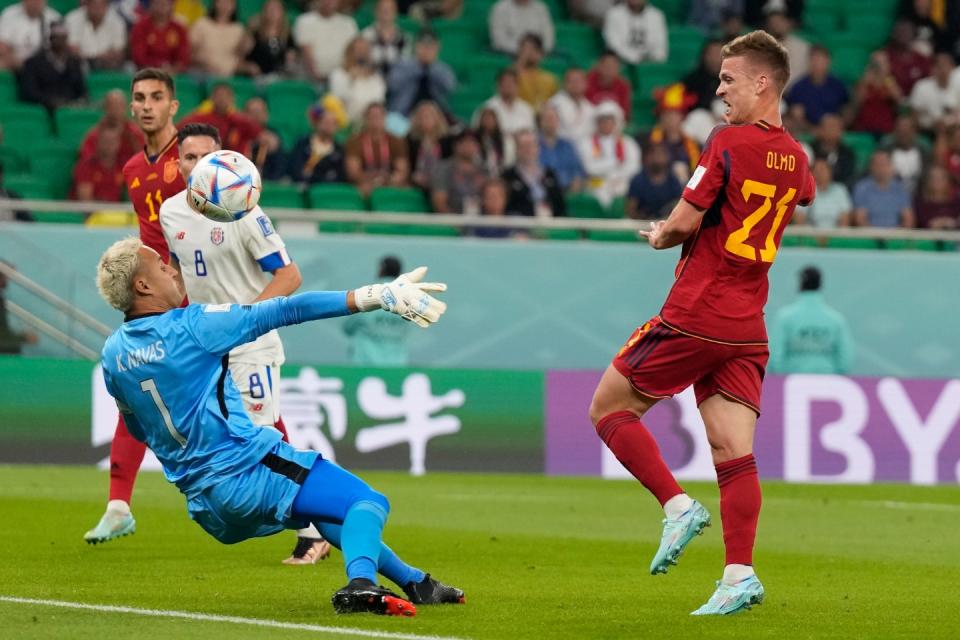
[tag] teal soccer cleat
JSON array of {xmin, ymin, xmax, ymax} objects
[
  {"xmin": 690, "ymin": 575, "xmax": 765, "ymax": 616},
  {"xmin": 649, "ymin": 500, "xmax": 711, "ymax": 574},
  {"xmin": 84, "ymin": 510, "xmax": 136, "ymax": 544}
]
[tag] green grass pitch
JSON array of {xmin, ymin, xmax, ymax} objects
[{"xmin": 1, "ymin": 465, "xmax": 958, "ymax": 639}]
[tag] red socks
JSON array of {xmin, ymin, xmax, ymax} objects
[
  {"xmin": 108, "ymin": 415, "xmax": 147, "ymax": 504},
  {"xmin": 274, "ymin": 416, "xmax": 290, "ymax": 443},
  {"xmin": 595, "ymin": 411, "xmax": 684, "ymax": 506},
  {"xmin": 716, "ymin": 453, "xmax": 761, "ymax": 566}
]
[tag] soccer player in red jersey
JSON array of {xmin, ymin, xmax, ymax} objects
[{"xmin": 589, "ymin": 31, "xmax": 815, "ymax": 616}]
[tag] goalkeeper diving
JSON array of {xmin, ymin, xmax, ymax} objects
[{"xmin": 95, "ymin": 237, "xmax": 463, "ymax": 616}]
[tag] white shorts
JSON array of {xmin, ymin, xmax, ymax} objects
[{"xmin": 229, "ymin": 361, "xmax": 281, "ymax": 427}]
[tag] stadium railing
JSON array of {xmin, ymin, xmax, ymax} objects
[{"xmin": 3, "ymin": 198, "xmax": 960, "ymax": 245}]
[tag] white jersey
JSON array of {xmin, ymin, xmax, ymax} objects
[{"xmin": 159, "ymin": 191, "xmax": 289, "ymax": 365}]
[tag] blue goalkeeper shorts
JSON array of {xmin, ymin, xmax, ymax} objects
[{"xmin": 186, "ymin": 440, "xmax": 319, "ymax": 544}]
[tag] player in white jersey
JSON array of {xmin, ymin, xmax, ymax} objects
[{"xmin": 159, "ymin": 123, "xmax": 330, "ymax": 565}]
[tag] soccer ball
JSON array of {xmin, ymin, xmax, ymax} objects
[{"xmin": 187, "ymin": 150, "xmax": 262, "ymax": 222}]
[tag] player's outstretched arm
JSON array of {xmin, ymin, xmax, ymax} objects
[
  {"xmin": 639, "ymin": 198, "xmax": 706, "ymax": 249},
  {"xmin": 351, "ymin": 266, "xmax": 447, "ymax": 329}
]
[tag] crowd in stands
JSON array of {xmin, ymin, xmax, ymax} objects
[{"xmin": 0, "ymin": 0, "xmax": 959, "ymax": 236}]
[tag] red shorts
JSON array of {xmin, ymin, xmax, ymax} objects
[{"xmin": 611, "ymin": 316, "xmax": 769, "ymax": 414}]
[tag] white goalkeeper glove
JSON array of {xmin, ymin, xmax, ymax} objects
[{"xmin": 353, "ymin": 266, "xmax": 447, "ymax": 328}]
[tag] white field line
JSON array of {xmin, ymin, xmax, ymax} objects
[{"xmin": 0, "ymin": 596, "xmax": 469, "ymax": 640}]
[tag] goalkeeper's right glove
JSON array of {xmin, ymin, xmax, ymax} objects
[{"xmin": 353, "ymin": 266, "xmax": 447, "ymax": 328}]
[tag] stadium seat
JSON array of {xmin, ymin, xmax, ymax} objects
[
  {"xmin": 265, "ymin": 81, "xmax": 316, "ymax": 142},
  {"xmin": 31, "ymin": 142, "xmax": 77, "ymax": 199},
  {"xmin": 236, "ymin": 0, "xmax": 262, "ymax": 23},
  {"xmin": 826, "ymin": 237, "xmax": 880, "ymax": 250},
  {"xmin": 406, "ymin": 225, "xmax": 461, "ymax": 237},
  {"xmin": 0, "ymin": 70, "xmax": 15, "ymax": 103},
  {"xmin": 657, "ymin": 0, "xmax": 689, "ymax": 22},
  {"xmin": 86, "ymin": 70, "xmax": 133, "ymax": 101},
  {"xmin": 0, "ymin": 103, "xmax": 50, "ymax": 149},
  {"xmin": 259, "ymin": 181, "xmax": 304, "ymax": 209},
  {"xmin": 843, "ymin": 132, "xmax": 876, "ymax": 171},
  {"xmin": 55, "ymin": 107, "xmax": 102, "ymax": 146},
  {"xmin": 565, "ymin": 192, "xmax": 606, "ymax": 218},
  {"xmin": 803, "ymin": 12, "xmax": 838, "ymax": 34},
  {"xmin": 607, "ymin": 196, "xmax": 627, "ymax": 219},
  {"xmin": 217, "ymin": 76, "xmax": 259, "ymax": 108},
  {"xmin": 308, "ymin": 182, "xmax": 367, "ymax": 233},
  {"xmin": 173, "ymin": 76, "xmax": 204, "ymax": 116},
  {"xmin": 448, "ymin": 90, "xmax": 488, "ymax": 123},
  {"xmin": 667, "ymin": 26, "xmax": 705, "ymax": 72},
  {"xmin": 370, "ymin": 187, "xmax": 429, "ymax": 212},
  {"xmin": 830, "ymin": 45, "xmax": 870, "ymax": 84},
  {"xmin": 587, "ymin": 229, "xmax": 638, "ymax": 242},
  {"xmin": 844, "ymin": 14, "xmax": 895, "ymax": 49},
  {"xmin": 554, "ymin": 21, "xmax": 601, "ymax": 63},
  {"xmin": 0, "ymin": 146, "xmax": 28, "ymax": 173},
  {"xmin": 633, "ymin": 63, "xmax": 683, "ymax": 103},
  {"xmin": 2, "ymin": 174, "xmax": 83, "ymax": 223}
]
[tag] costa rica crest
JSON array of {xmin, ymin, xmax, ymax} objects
[{"xmin": 210, "ymin": 227, "xmax": 225, "ymax": 245}]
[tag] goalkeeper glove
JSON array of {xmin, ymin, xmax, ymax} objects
[{"xmin": 353, "ymin": 266, "xmax": 447, "ymax": 328}]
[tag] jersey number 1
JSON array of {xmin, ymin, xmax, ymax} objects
[
  {"xmin": 140, "ymin": 379, "xmax": 187, "ymax": 447},
  {"xmin": 145, "ymin": 190, "xmax": 163, "ymax": 222},
  {"xmin": 724, "ymin": 179, "xmax": 796, "ymax": 263}
]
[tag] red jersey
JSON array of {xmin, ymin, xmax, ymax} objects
[
  {"xmin": 130, "ymin": 16, "xmax": 190, "ymax": 72},
  {"xmin": 79, "ymin": 122, "xmax": 144, "ymax": 164},
  {"xmin": 660, "ymin": 121, "xmax": 815, "ymax": 344},
  {"xmin": 71, "ymin": 156, "xmax": 125, "ymax": 202},
  {"xmin": 122, "ymin": 136, "xmax": 185, "ymax": 262}
]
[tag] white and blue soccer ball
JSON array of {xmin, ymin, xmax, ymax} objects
[{"xmin": 187, "ymin": 150, "xmax": 262, "ymax": 222}]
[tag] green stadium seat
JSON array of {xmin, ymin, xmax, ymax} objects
[
  {"xmin": 554, "ymin": 21, "xmax": 601, "ymax": 62},
  {"xmin": 803, "ymin": 12, "xmax": 838, "ymax": 34},
  {"xmin": 47, "ymin": 0, "xmax": 75, "ymax": 15},
  {"xmin": 0, "ymin": 146, "xmax": 28, "ymax": 173},
  {"xmin": 265, "ymin": 80, "xmax": 316, "ymax": 122},
  {"xmin": 882, "ymin": 239, "xmax": 944, "ymax": 252},
  {"xmin": 87, "ymin": 71, "xmax": 133, "ymax": 101},
  {"xmin": 308, "ymin": 182, "xmax": 367, "ymax": 233},
  {"xmin": 565, "ymin": 192, "xmax": 605, "ymax": 218},
  {"xmin": 587, "ymin": 229, "xmax": 638, "ymax": 242},
  {"xmin": 258, "ymin": 181, "xmax": 304, "ymax": 208},
  {"xmin": 668, "ymin": 26, "xmax": 705, "ymax": 72},
  {"xmin": 607, "ymin": 196, "xmax": 627, "ymax": 219},
  {"xmin": 370, "ymin": 187, "xmax": 429, "ymax": 212},
  {"xmin": 633, "ymin": 63, "xmax": 683, "ymax": 103},
  {"xmin": 2, "ymin": 174, "xmax": 83, "ymax": 223},
  {"xmin": 406, "ymin": 225, "xmax": 461, "ymax": 237},
  {"xmin": 237, "ymin": 0, "xmax": 263, "ymax": 23},
  {"xmin": 214, "ymin": 76, "xmax": 259, "ymax": 108},
  {"xmin": 0, "ymin": 70, "xmax": 16, "ymax": 103},
  {"xmin": 173, "ymin": 76, "xmax": 204, "ymax": 116},
  {"xmin": 657, "ymin": 0, "xmax": 689, "ymax": 22},
  {"xmin": 844, "ymin": 14, "xmax": 895, "ymax": 49},
  {"xmin": 843, "ymin": 132, "xmax": 876, "ymax": 171},
  {"xmin": 826, "ymin": 237, "xmax": 880, "ymax": 250},
  {"xmin": 830, "ymin": 45, "xmax": 870, "ymax": 84},
  {"xmin": 55, "ymin": 107, "xmax": 102, "ymax": 146},
  {"xmin": 448, "ymin": 91, "xmax": 487, "ymax": 123},
  {"xmin": 30, "ymin": 142, "xmax": 78, "ymax": 199},
  {"xmin": 0, "ymin": 103, "xmax": 51, "ymax": 149}
]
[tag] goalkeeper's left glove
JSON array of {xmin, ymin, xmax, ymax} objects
[{"xmin": 353, "ymin": 266, "xmax": 447, "ymax": 328}]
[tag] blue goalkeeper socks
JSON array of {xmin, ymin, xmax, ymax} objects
[
  {"xmin": 340, "ymin": 500, "xmax": 386, "ymax": 583},
  {"xmin": 317, "ymin": 522, "xmax": 425, "ymax": 587}
]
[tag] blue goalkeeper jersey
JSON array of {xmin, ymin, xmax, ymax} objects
[{"xmin": 101, "ymin": 294, "xmax": 349, "ymax": 498}]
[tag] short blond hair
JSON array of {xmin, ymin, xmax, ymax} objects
[
  {"xmin": 97, "ymin": 237, "xmax": 144, "ymax": 312},
  {"xmin": 721, "ymin": 30, "xmax": 791, "ymax": 91}
]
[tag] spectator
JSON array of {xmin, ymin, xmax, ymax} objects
[
  {"xmin": 719, "ymin": 11, "xmax": 745, "ymax": 42},
  {"xmin": 764, "ymin": 8, "xmax": 808, "ymax": 86},
  {"xmin": 72, "ymin": 125, "xmax": 125, "ymax": 202},
  {"xmin": 0, "ymin": 261, "xmax": 39, "ymax": 354},
  {"xmin": 567, "ymin": 0, "xmax": 616, "ymax": 28},
  {"xmin": 293, "ymin": 0, "xmax": 358, "ymax": 83},
  {"xmin": 785, "ymin": 45, "xmax": 849, "ymax": 130},
  {"xmin": 0, "ymin": 162, "xmax": 32, "ymax": 222},
  {"xmin": 644, "ymin": 85, "xmax": 700, "ymax": 181},
  {"xmin": 586, "ymin": 51, "xmax": 632, "ymax": 122},
  {"xmin": 579, "ymin": 101, "xmax": 640, "ymax": 206},
  {"xmin": 17, "ymin": 21, "xmax": 86, "ymax": 114},
  {"xmin": 79, "ymin": 90, "xmax": 145, "ymax": 163},
  {"xmin": 602, "ymin": 0, "xmax": 668, "ymax": 65},
  {"xmin": 502, "ymin": 129, "xmax": 565, "ymax": 217},
  {"xmin": 897, "ymin": 0, "xmax": 952, "ymax": 57},
  {"xmin": 430, "ymin": 128, "xmax": 488, "ymax": 214},
  {"xmin": 475, "ymin": 106, "xmax": 515, "ymax": 175},
  {"xmin": 244, "ymin": 97, "xmax": 287, "ymax": 181},
  {"xmin": 287, "ymin": 104, "xmax": 346, "ymax": 185},
  {"xmin": 240, "ymin": 0, "xmax": 295, "ymax": 78},
  {"xmin": 914, "ymin": 165, "xmax": 960, "ymax": 229},
  {"xmin": 850, "ymin": 51, "xmax": 902, "ymax": 136},
  {"xmin": 683, "ymin": 40, "xmax": 723, "ymax": 112},
  {"xmin": 481, "ymin": 68, "xmax": 536, "ymax": 136},
  {"xmin": 488, "ymin": 0, "xmax": 554, "ymax": 55},
  {"xmin": 329, "ymin": 36, "xmax": 387, "ymax": 125},
  {"xmin": 131, "ymin": 0, "xmax": 190, "ymax": 72},
  {"xmin": 793, "ymin": 158, "xmax": 853, "ymax": 228},
  {"xmin": 811, "ymin": 114, "xmax": 858, "ymax": 188},
  {"xmin": 514, "ymin": 33, "xmax": 558, "ymax": 111},
  {"xmin": 935, "ymin": 123, "xmax": 960, "ymax": 187},
  {"xmin": 546, "ymin": 67, "xmax": 596, "ymax": 145},
  {"xmin": 770, "ymin": 266, "xmax": 854, "ymax": 375},
  {"xmin": 882, "ymin": 113, "xmax": 927, "ymax": 194},
  {"xmin": 473, "ymin": 177, "xmax": 522, "ymax": 239},
  {"xmin": 344, "ymin": 102, "xmax": 409, "ymax": 197},
  {"xmin": 853, "ymin": 150, "xmax": 915, "ymax": 228},
  {"xmin": 64, "ymin": 0, "xmax": 126, "ymax": 70},
  {"xmin": 688, "ymin": 0, "xmax": 743, "ymax": 35},
  {"xmin": 361, "ymin": 0, "xmax": 409, "ymax": 78},
  {"xmin": 189, "ymin": 0, "xmax": 245, "ymax": 77},
  {"xmin": 0, "ymin": 0, "xmax": 60, "ymax": 71},
  {"xmin": 406, "ymin": 100, "xmax": 451, "ymax": 193},
  {"xmin": 885, "ymin": 18, "xmax": 931, "ymax": 95},
  {"xmin": 405, "ymin": 0, "xmax": 464, "ymax": 23},
  {"xmin": 743, "ymin": 0, "xmax": 803, "ymax": 27},
  {"xmin": 342, "ymin": 255, "xmax": 412, "ymax": 366},
  {"xmin": 625, "ymin": 142, "xmax": 683, "ymax": 220},
  {"xmin": 538, "ymin": 103, "xmax": 585, "ymax": 192},
  {"xmin": 181, "ymin": 83, "xmax": 263, "ymax": 155},
  {"xmin": 387, "ymin": 30, "xmax": 455, "ymax": 117},
  {"xmin": 910, "ymin": 52, "xmax": 959, "ymax": 132}
]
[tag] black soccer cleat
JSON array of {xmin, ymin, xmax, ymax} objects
[
  {"xmin": 331, "ymin": 578, "xmax": 416, "ymax": 617},
  {"xmin": 402, "ymin": 573, "xmax": 466, "ymax": 605}
]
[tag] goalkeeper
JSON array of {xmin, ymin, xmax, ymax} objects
[{"xmin": 94, "ymin": 237, "xmax": 463, "ymax": 616}]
